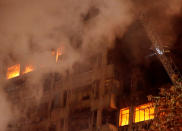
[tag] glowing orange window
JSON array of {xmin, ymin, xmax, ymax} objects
[
  {"xmin": 119, "ymin": 108, "xmax": 129, "ymax": 126},
  {"xmin": 7, "ymin": 64, "xmax": 20, "ymax": 79},
  {"xmin": 134, "ymin": 103, "xmax": 154, "ymax": 123},
  {"xmin": 22, "ymin": 65, "xmax": 34, "ymax": 74}
]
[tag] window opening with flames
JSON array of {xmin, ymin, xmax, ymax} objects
[
  {"xmin": 6, "ymin": 47, "xmax": 63, "ymax": 80},
  {"xmin": 7, "ymin": 64, "xmax": 20, "ymax": 79},
  {"xmin": 119, "ymin": 108, "xmax": 129, "ymax": 126},
  {"xmin": 22, "ymin": 65, "xmax": 34, "ymax": 74},
  {"xmin": 52, "ymin": 47, "xmax": 63, "ymax": 63},
  {"xmin": 134, "ymin": 103, "xmax": 154, "ymax": 123}
]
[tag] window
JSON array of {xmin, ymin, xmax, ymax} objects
[
  {"xmin": 119, "ymin": 108, "xmax": 129, "ymax": 126},
  {"xmin": 7, "ymin": 64, "xmax": 20, "ymax": 79},
  {"xmin": 134, "ymin": 103, "xmax": 154, "ymax": 123},
  {"xmin": 51, "ymin": 47, "xmax": 63, "ymax": 63},
  {"xmin": 56, "ymin": 48, "xmax": 63, "ymax": 63},
  {"xmin": 22, "ymin": 64, "xmax": 34, "ymax": 74}
]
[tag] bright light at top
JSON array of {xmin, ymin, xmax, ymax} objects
[{"xmin": 156, "ymin": 47, "xmax": 163, "ymax": 55}]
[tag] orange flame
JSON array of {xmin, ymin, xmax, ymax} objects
[
  {"xmin": 22, "ymin": 65, "xmax": 34, "ymax": 74},
  {"xmin": 7, "ymin": 64, "xmax": 20, "ymax": 79},
  {"xmin": 56, "ymin": 48, "xmax": 62, "ymax": 63},
  {"xmin": 51, "ymin": 48, "xmax": 63, "ymax": 63},
  {"xmin": 6, "ymin": 47, "xmax": 63, "ymax": 80}
]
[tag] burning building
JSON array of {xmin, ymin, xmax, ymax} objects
[
  {"xmin": 0, "ymin": 0, "xmax": 182, "ymax": 131},
  {"xmin": 2, "ymin": 19, "xmax": 182, "ymax": 131}
]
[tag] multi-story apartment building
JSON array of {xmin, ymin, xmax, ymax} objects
[{"xmin": 3, "ymin": 21, "xmax": 177, "ymax": 131}]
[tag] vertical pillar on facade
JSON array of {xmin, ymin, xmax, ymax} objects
[
  {"xmin": 64, "ymin": 89, "xmax": 71, "ymax": 131},
  {"xmin": 128, "ymin": 105, "xmax": 134, "ymax": 131},
  {"xmin": 97, "ymin": 108, "xmax": 103, "ymax": 130}
]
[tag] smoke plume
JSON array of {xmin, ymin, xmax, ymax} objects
[
  {"xmin": 133, "ymin": 0, "xmax": 182, "ymax": 47},
  {"xmin": 0, "ymin": 0, "xmax": 182, "ymax": 130},
  {"xmin": 0, "ymin": 0, "xmax": 133, "ymax": 129}
]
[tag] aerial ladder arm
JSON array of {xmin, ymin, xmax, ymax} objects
[{"xmin": 139, "ymin": 14, "xmax": 182, "ymax": 86}]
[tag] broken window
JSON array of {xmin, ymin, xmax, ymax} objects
[
  {"xmin": 134, "ymin": 103, "xmax": 154, "ymax": 123},
  {"xmin": 119, "ymin": 108, "xmax": 129, "ymax": 126}
]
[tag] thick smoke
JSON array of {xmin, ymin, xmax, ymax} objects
[
  {"xmin": 0, "ymin": 0, "xmax": 133, "ymax": 129},
  {"xmin": 133, "ymin": 0, "xmax": 182, "ymax": 47},
  {"xmin": 0, "ymin": 0, "xmax": 182, "ymax": 130},
  {"xmin": 0, "ymin": 0, "xmax": 133, "ymax": 67},
  {"xmin": 0, "ymin": 89, "xmax": 13, "ymax": 131}
]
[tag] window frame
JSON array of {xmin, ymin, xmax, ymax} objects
[
  {"xmin": 119, "ymin": 107, "xmax": 130, "ymax": 126},
  {"xmin": 134, "ymin": 103, "xmax": 154, "ymax": 123}
]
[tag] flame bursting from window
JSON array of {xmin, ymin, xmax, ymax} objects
[
  {"xmin": 6, "ymin": 47, "xmax": 63, "ymax": 80},
  {"xmin": 22, "ymin": 65, "xmax": 34, "ymax": 74},
  {"xmin": 56, "ymin": 48, "xmax": 62, "ymax": 63},
  {"xmin": 7, "ymin": 64, "xmax": 20, "ymax": 79},
  {"xmin": 51, "ymin": 48, "xmax": 63, "ymax": 63}
]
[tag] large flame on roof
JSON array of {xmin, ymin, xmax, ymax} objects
[{"xmin": 7, "ymin": 64, "xmax": 20, "ymax": 79}]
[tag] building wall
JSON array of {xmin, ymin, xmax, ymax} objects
[
  {"xmin": 3, "ymin": 28, "xmax": 168, "ymax": 131},
  {"xmin": 4, "ymin": 49, "xmax": 121, "ymax": 131}
]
